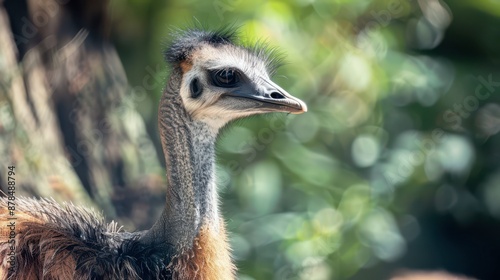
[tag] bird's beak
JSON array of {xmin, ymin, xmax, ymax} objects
[{"xmin": 226, "ymin": 78, "xmax": 307, "ymax": 114}]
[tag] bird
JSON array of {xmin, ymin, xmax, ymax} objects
[{"xmin": 0, "ymin": 28, "xmax": 307, "ymax": 279}]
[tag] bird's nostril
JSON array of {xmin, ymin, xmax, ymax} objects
[{"xmin": 270, "ymin": 92, "xmax": 285, "ymax": 99}]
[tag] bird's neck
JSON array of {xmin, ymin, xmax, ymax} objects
[
  {"xmin": 141, "ymin": 69, "xmax": 221, "ymax": 251},
  {"xmin": 141, "ymin": 69, "xmax": 234, "ymax": 279}
]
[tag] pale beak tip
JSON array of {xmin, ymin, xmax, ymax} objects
[{"xmin": 291, "ymin": 101, "xmax": 307, "ymax": 114}]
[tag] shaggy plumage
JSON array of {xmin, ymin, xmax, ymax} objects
[{"xmin": 0, "ymin": 198, "xmax": 172, "ymax": 279}]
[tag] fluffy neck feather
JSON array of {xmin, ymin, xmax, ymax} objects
[{"xmin": 141, "ymin": 68, "xmax": 220, "ymax": 252}]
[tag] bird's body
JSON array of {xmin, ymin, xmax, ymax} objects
[
  {"xmin": 0, "ymin": 197, "xmax": 230, "ymax": 279},
  {"xmin": 0, "ymin": 29, "xmax": 306, "ymax": 279}
]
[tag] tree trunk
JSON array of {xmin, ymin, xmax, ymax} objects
[{"xmin": 0, "ymin": 0, "xmax": 165, "ymax": 230}]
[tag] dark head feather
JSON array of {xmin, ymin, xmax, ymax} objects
[
  {"xmin": 163, "ymin": 26, "xmax": 285, "ymax": 76},
  {"xmin": 164, "ymin": 27, "xmax": 237, "ymax": 64}
]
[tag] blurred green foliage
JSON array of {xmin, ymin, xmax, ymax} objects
[{"xmin": 110, "ymin": 0, "xmax": 500, "ymax": 279}]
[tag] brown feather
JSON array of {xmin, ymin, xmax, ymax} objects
[
  {"xmin": 180, "ymin": 61, "xmax": 193, "ymax": 73},
  {"xmin": 0, "ymin": 207, "xmax": 76, "ymax": 279},
  {"xmin": 169, "ymin": 220, "xmax": 235, "ymax": 280}
]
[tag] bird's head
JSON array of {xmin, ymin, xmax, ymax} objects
[{"xmin": 164, "ymin": 29, "xmax": 307, "ymax": 130}]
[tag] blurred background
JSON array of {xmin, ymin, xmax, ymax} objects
[{"xmin": 1, "ymin": 0, "xmax": 500, "ymax": 279}]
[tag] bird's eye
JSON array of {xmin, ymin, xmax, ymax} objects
[{"xmin": 211, "ymin": 69, "xmax": 240, "ymax": 88}]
